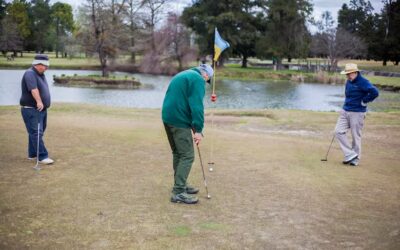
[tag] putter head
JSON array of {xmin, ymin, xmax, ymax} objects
[
  {"xmin": 320, "ymin": 159, "xmax": 327, "ymax": 162},
  {"xmin": 33, "ymin": 165, "xmax": 41, "ymax": 171}
]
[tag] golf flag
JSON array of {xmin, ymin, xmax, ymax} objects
[{"xmin": 214, "ymin": 28, "xmax": 230, "ymax": 61}]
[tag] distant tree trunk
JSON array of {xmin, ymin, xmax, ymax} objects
[
  {"xmin": 241, "ymin": 55, "xmax": 248, "ymax": 68},
  {"xmin": 288, "ymin": 57, "xmax": 292, "ymax": 62},
  {"xmin": 177, "ymin": 58, "xmax": 183, "ymax": 71},
  {"xmin": 55, "ymin": 20, "xmax": 59, "ymax": 58},
  {"xmin": 276, "ymin": 58, "xmax": 283, "ymax": 70},
  {"xmin": 130, "ymin": 36, "xmax": 135, "ymax": 63},
  {"xmin": 100, "ymin": 51, "xmax": 108, "ymax": 77},
  {"xmin": 330, "ymin": 58, "xmax": 338, "ymax": 72},
  {"xmin": 218, "ymin": 59, "xmax": 225, "ymax": 67}
]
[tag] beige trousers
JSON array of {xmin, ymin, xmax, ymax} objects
[{"xmin": 335, "ymin": 110, "xmax": 366, "ymax": 161}]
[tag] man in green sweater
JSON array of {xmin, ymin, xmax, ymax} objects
[{"xmin": 162, "ymin": 64, "xmax": 213, "ymax": 204}]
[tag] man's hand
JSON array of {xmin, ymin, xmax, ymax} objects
[
  {"xmin": 31, "ymin": 88, "xmax": 44, "ymax": 111},
  {"xmin": 361, "ymin": 101, "xmax": 367, "ymax": 107},
  {"xmin": 36, "ymin": 101, "xmax": 44, "ymax": 111},
  {"xmin": 193, "ymin": 132, "xmax": 203, "ymax": 145}
]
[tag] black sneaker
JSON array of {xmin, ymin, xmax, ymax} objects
[
  {"xmin": 186, "ymin": 185, "xmax": 199, "ymax": 194},
  {"xmin": 171, "ymin": 192, "xmax": 198, "ymax": 204}
]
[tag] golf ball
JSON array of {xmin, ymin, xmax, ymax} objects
[
  {"xmin": 207, "ymin": 195, "xmax": 211, "ymax": 199},
  {"xmin": 209, "ymin": 167, "xmax": 213, "ymax": 172}
]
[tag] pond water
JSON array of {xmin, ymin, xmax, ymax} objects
[{"xmin": 0, "ymin": 69, "xmax": 347, "ymax": 111}]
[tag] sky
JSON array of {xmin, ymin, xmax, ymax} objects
[{"xmin": 51, "ymin": 0, "xmax": 385, "ymax": 23}]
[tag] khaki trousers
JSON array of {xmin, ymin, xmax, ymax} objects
[{"xmin": 335, "ymin": 110, "xmax": 366, "ymax": 160}]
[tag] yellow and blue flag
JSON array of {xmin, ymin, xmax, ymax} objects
[{"xmin": 214, "ymin": 28, "xmax": 230, "ymax": 61}]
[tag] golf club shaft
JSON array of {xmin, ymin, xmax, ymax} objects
[
  {"xmin": 34, "ymin": 120, "xmax": 40, "ymax": 170},
  {"xmin": 323, "ymin": 134, "xmax": 335, "ymax": 160},
  {"xmin": 196, "ymin": 144, "xmax": 210, "ymax": 197}
]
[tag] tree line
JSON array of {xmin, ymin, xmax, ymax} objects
[
  {"xmin": 0, "ymin": 0, "xmax": 74, "ymax": 58},
  {"xmin": 183, "ymin": 0, "xmax": 400, "ymax": 70},
  {"xmin": 0, "ymin": 0, "xmax": 399, "ymax": 76}
]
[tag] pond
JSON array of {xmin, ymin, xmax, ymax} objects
[{"xmin": 1, "ymin": 69, "xmax": 349, "ymax": 111}]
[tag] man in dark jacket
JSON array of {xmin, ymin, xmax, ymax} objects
[
  {"xmin": 335, "ymin": 63, "xmax": 379, "ymax": 166},
  {"xmin": 20, "ymin": 54, "xmax": 54, "ymax": 165},
  {"xmin": 162, "ymin": 64, "xmax": 213, "ymax": 204}
]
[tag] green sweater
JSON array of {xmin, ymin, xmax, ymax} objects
[{"xmin": 162, "ymin": 68, "xmax": 205, "ymax": 133}]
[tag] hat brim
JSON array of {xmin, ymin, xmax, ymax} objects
[
  {"xmin": 32, "ymin": 60, "xmax": 50, "ymax": 67},
  {"xmin": 340, "ymin": 69, "xmax": 358, "ymax": 75}
]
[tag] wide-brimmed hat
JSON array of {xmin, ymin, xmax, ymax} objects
[
  {"xmin": 340, "ymin": 63, "xmax": 359, "ymax": 75},
  {"xmin": 32, "ymin": 54, "xmax": 50, "ymax": 67}
]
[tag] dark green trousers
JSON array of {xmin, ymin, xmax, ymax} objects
[{"xmin": 164, "ymin": 123, "xmax": 194, "ymax": 194}]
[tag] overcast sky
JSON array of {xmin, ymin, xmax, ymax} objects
[{"xmin": 51, "ymin": 0, "xmax": 385, "ymax": 23}]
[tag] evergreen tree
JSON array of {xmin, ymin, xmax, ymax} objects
[
  {"xmin": 256, "ymin": 0, "xmax": 313, "ymax": 69},
  {"xmin": 51, "ymin": 2, "xmax": 74, "ymax": 58},
  {"xmin": 0, "ymin": 0, "xmax": 8, "ymax": 21},
  {"xmin": 182, "ymin": 0, "xmax": 267, "ymax": 68},
  {"xmin": 338, "ymin": 0, "xmax": 375, "ymax": 59},
  {"xmin": 0, "ymin": 16, "xmax": 23, "ymax": 55},
  {"xmin": 28, "ymin": 0, "xmax": 52, "ymax": 52},
  {"xmin": 7, "ymin": 0, "xmax": 31, "ymax": 56}
]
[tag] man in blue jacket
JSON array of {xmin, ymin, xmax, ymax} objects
[{"xmin": 335, "ymin": 63, "xmax": 379, "ymax": 166}]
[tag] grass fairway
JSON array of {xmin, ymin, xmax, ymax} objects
[{"xmin": 0, "ymin": 104, "xmax": 399, "ymax": 249}]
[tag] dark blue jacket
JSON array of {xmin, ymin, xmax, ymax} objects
[{"xmin": 343, "ymin": 73, "xmax": 379, "ymax": 112}]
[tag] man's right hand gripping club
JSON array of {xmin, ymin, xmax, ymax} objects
[{"xmin": 193, "ymin": 132, "xmax": 203, "ymax": 145}]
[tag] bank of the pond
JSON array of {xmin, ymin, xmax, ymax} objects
[
  {"xmin": 1, "ymin": 57, "xmax": 399, "ymax": 91},
  {"xmin": 53, "ymin": 75, "xmax": 141, "ymax": 89},
  {"xmin": 218, "ymin": 66, "xmax": 400, "ymax": 91}
]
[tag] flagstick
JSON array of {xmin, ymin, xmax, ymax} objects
[
  {"xmin": 208, "ymin": 60, "xmax": 217, "ymax": 172},
  {"xmin": 212, "ymin": 60, "xmax": 216, "ymax": 95}
]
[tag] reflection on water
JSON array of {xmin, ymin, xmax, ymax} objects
[{"xmin": 1, "ymin": 69, "xmax": 346, "ymax": 111}]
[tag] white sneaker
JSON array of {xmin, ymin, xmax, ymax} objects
[
  {"xmin": 28, "ymin": 157, "xmax": 36, "ymax": 160},
  {"xmin": 39, "ymin": 158, "xmax": 54, "ymax": 165},
  {"xmin": 343, "ymin": 153, "xmax": 358, "ymax": 164},
  {"xmin": 349, "ymin": 158, "xmax": 359, "ymax": 166}
]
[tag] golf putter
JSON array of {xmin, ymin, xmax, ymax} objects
[
  {"xmin": 196, "ymin": 143, "xmax": 211, "ymax": 199},
  {"xmin": 33, "ymin": 121, "xmax": 41, "ymax": 171},
  {"xmin": 321, "ymin": 134, "xmax": 335, "ymax": 162}
]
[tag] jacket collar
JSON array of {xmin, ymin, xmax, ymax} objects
[{"xmin": 351, "ymin": 72, "xmax": 362, "ymax": 83}]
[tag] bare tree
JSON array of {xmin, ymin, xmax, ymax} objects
[
  {"xmin": 78, "ymin": 0, "xmax": 129, "ymax": 77},
  {"xmin": 138, "ymin": 0, "xmax": 169, "ymax": 73},
  {"xmin": 124, "ymin": 0, "xmax": 145, "ymax": 63},
  {"xmin": 311, "ymin": 11, "xmax": 366, "ymax": 72},
  {"xmin": 162, "ymin": 13, "xmax": 196, "ymax": 71},
  {"xmin": 141, "ymin": 0, "xmax": 167, "ymax": 51},
  {"xmin": 140, "ymin": 12, "xmax": 196, "ymax": 74}
]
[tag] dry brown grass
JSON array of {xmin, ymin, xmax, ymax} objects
[{"xmin": 0, "ymin": 104, "xmax": 399, "ymax": 249}]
